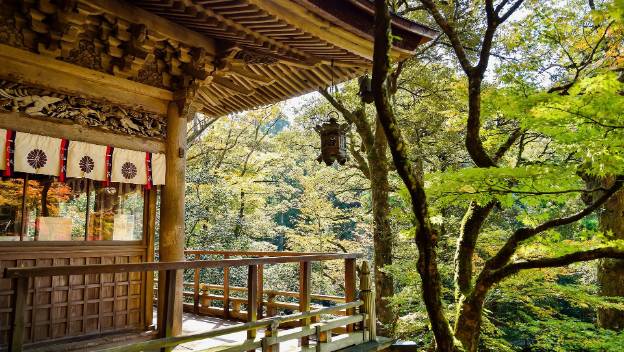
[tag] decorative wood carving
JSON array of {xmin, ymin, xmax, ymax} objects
[
  {"xmin": 0, "ymin": 0, "xmax": 212, "ymax": 91},
  {"xmin": 0, "ymin": 80, "xmax": 166, "ymax": 138}
]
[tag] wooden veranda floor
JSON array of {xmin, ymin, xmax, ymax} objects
[
  {"xmin": 28, "ymin": 309, "xmax": 392, "ymax": 352},
  {"xmin": 172, "ymin": 311, "xmax": 302, "ymax": 352}
]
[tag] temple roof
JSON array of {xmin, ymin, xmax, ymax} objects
[
  {"xmin": 130, "ymin": 0, "xmax": 435, "ymax": 117},
  {"xmin": 0, "ymin": 0, "xmax": 436, "ymax": 119}
]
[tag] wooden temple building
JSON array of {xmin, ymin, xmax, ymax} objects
[{"xmin": 0, "ymin": 1, "xmax": 435, "ymax": 351}]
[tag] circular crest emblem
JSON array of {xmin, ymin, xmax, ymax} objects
[
  {"xmin": 79, "ymin": 155, "xmax": 95, "ymax": 173},
  {"xmin": 27, "ymin": 149, "xmax": 47, "ymax": 169},
  {"xmin": 121, "ymin": 162, "xmax": 137, "ymax": 179}
]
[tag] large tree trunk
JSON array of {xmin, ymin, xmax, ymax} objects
[
  {"xmin": 597, "ymin": 185, "xmax": 624, "ymax": 330},
  {"xmin": 454, "ymin": 286, "xmax": 489, "ymax": 352},
  {"xmin": 368, "ymin": 119, "xmax": 394, "ymax": 328}
]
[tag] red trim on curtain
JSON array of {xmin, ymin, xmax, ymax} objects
[
  {"xmin": 59, "ymin": 139, "xmax": 69, "ymax": 182},
  {"xmin": 104, "ymin": 146, "xmax": 114, "ymax": 185},
  {"xmin": 145, "ymin": 152, "xmax": 153, "ymax": 190},
  {"xmin": 4, "ymin": 129, "xmax": 14, "ymax": 177}
]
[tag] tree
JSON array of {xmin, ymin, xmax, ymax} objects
[
  {"xmin": 371, "ymin": 0, "xmax": 624, "ymax": 351},
  {"xmin": 318, "ymin": 85, "xmax": 397, "ymax": 328}
]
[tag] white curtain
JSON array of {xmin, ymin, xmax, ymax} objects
[
  {"xmin": 66, "ymin": 141, "xmax": 107, "ymax": 181},
  {"xmin": 14, "ymin": 132, "xmax": 62, "ymax": 176}
]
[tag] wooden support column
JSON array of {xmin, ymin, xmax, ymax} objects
[
  {"xmin": 158, "ymin": 101, "xmax": 187, "ymax": 336},
  {"xmin": 159, "ymin": 269, "xmax": 178, "ymax": 352},
  {"xmin": 193, "ymin": 254, "xmax": 200, "ymax": 314},
  {"xmin": 224, "ymin": 254, "xmax": 231, "ymax": 318},
  {"xmin": 359, "ymin": 261, "xmax": 376, "ymax": 342},
  {"xmin": 9, "ymin": 277, "xmax": 28, "ymax": 352},
  {"xmin": 247, "ymin": 265, "xmax": 259, "ymax": 340},
  {"xmin": 344, "ymin": 258, "xmax": 357, "ymax": 332},
  {"xmin": 299, "ymin": 261, "xmax": 311, "ymax": 347},
  {"xmin": 257, "ymin": 264, "xmax": 264, "ymax": 319}
]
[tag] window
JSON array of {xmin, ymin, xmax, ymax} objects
[
  {"xmin": 0, "ymin": 173, "xmax": 145, "ymax": 241},
  {"xmin": 0, "ymin": 178, "xmax": 24, "ymax": 241},
  {"xmin": 89, "ymin": 183, "xmax": 144, "ymax": 241}
]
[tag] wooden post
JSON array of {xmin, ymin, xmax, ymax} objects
[
  {"xmin": 359, "ymin": 261, "xmax": 376, "ymax": 342},
  {"xmin": 159, "ymin": 269, "xmax": 178, "ymax": 352},
  {"xmin": 193, "ymin": 254, "xmax": 200, "ymax": 314},
  {"xmin": 262, "ymin": 320, "xmax": 279, "ymax": 352},
  {"xmin": 158, "ymin": 101, "xmax": 186, "ymax": 335},
  {"xmin": 247, "ymin": 265, "xmax": 258, "ymax": 340},
  {"xmin": 344, "ymin": 258, "xmax": 357, "ymax": 333},
  {"xmin": 266, "ymin": 292, "xmax": 277, "ymax": 317},
  {"xmin": 9, "ymin": 277, "xmax": 28, "ymax": 352},
  {"xmin": 144, "ymin": 189, "xmax": 157, "ymax": 328},
  {"xmin": 223, "ymin": 254, "xmax": 230, "ymax": 318},
  {"xmin": 315, "ymin": 324, "xmax": 332, "ymax": 352},
  {"xmin": 299, "ymin": 261, "xmax": 311, "ymax": 347},
  {"xmin": 257, "ymin": 264, "xmax": 264, "ymax": 319}
]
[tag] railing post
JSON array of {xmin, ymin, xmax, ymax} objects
[
  {"xmin": 160, "ymin": 269, "xmax": 178, "ymax": 352},
  {"xmin": 9, "ymin": 277, "xmax": 28, "ymax": 352},
  {"xmin": 193, "ymin": 254, "xmax": 200, "ymax": 314},
  {"xmin": 257, "ymin": 264, "xmax": 264, "ymax": 319},
  {"xmin": 223, "ymin": 254, "xmax": 230, "ymax": 319},
  {"xmin": 266, "ymin": 292, "xmax": 277, "ymax": 317},
  {"xmin": 262, "ymin": 320, "xmax": 279, "ymax": 352},
  {"xmin": 247, "ymin": 264, "xmax": 258, "ymax": 340},
  {"xmin": 359, "ymin": 261, "xmax": 376, "ymax": 342},
  {"xmin": 299, "ymin": 261, "xmax": 311, "ymax": 347},
  {"xmin": 315, "ymin": 324, "xmax": 332, "ymax": 352},
  {"xmin": 344, "ymin": 258, "xmax": 357, "ymax": 332}
]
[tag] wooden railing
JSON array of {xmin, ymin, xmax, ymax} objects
[
  {"xmin": 3, "ymin": 252, "xmax": 376, "ymax": 352},
  {"xmin": 174, "ymin": 251, "xmax": 351, "ymax": 322}
]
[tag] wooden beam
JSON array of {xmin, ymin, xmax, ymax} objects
[
  {"xmin": 78, "ymin": 0, "xmax": 215, "ymax": 56},
  {"xmin": 248, "ymin": 0, "xmax": 413, "ymax": 61},
  {"xmin": 229, "ymin": 65, "xmax": 275, "ymax": 84},
  {"xmin": 0, "ymin": 112, "xmax": 166, "ymax": 153},
  {"xmin": 212, "ymin": 76, "xmax": 254, "ymax": 96},
  {"xmin": 0, "ymin": 45, "xmax": 171, "ymax": 115},
  {"xmin": 4, "ymin": 253, "xmax": 364, "ymax": 278}
]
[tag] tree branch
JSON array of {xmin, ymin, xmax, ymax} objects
[
  {"xmin": 485, "ymin": 178, "xmax": 624, "ymax": 270},
  {"xmin": 493, "ymin": 128, "xmax": 523, "ymax": 163},
  {"xmin": 418, "ymin": 0, "xmax": 473, "ymax": 74},
  {"xmin": 490, "ymin": 247, "xmax": 624, "ymax": 283}
]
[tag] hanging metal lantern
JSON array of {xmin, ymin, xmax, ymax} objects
[{"xmin": 314, "ymin": 113, "xmax": 349, "ymax": 166}]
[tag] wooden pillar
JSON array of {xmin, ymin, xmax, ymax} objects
[
  {"xmin": 299, "ymin": 261, "xmax": 311, "ymax": 347},
  {"xmin": 158, "ymin": 101, "xmax": 186, "ymax": 336},
  {"xmin": 224, "ymin": 254, "xmax": 230, "ymax": 318},
  {"xmin": 359, "ymin": 261, "xmax": 376, "ymax": 342},
  {"xmin": 9, "ymin": 277, "xmax": 28, "ymax": 352},
  {"xmin": 160, "ymin": 269, "xmax": 178, "ymax": 352},
  {"xmin": 247, "ymin": 265, "xmax": 259, "ymax": 339},
  {"xmin": 257, "ymin": 264, "xmax": 264, "ymax": 319},
  {"xmin": 193, "ymin": 254, "xmax": 200, "ymax": 314},
  {"xmin": 144, "ymin": 189, "xmax": 157, "ymax": 328},
  {"xmin": 344, "ymin": 258, "xmax": 357, "ymax": 332}
]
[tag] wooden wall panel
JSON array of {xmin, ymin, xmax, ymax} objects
[{"xmin": 0, "ymin": 245, "xmax": 147, "ymax": 346}]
